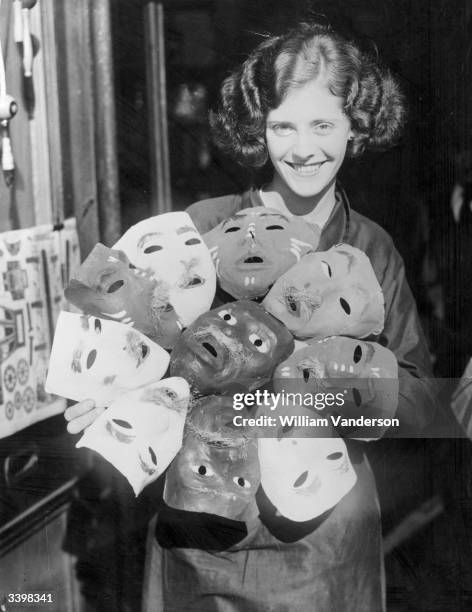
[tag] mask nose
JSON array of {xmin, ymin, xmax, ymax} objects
[{"xmin": 239, "ymin": 223, "xmax": 257, "ymax": 248}]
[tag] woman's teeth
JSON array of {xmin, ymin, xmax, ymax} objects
[{"xmin": 287, "ymin": 162, "xmax": 324, "ymax": 175}]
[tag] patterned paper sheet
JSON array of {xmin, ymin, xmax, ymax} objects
[{"xmin": 0, "ymin": 219, "xmax": 80, "ymax": 438}]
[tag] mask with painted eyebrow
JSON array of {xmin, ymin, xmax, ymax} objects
[
  {"xmin": 76, "ymin": 377, "xmax": 190, "ymax": 495},
  {"xmin": 45, "ymin": 311, "xmax": 170, "ymax": 407},
  {"xmin": 164, "ymin": 395, "xmax": 260, "ymax": 520},
  {"xmin": 203, "ymin": 207, "xmax": 320, "ymax": 299},
  {"xmin": 113, "ymin": 211, "xmax": 216, "ymax": 326},
  {"xmin": 170, "ymin": 300, "xmax": 294, "ymax": 394},
  {"xmin": 65, "ymin": 243, "xmax": 182, "ymax": 349},
  {"xmin": 273, "ymin": 336, "xmax": 399, "ymax": 438},
  {"xmin": 263, "ymin": 244, "xmax": 385, "ymax": 340},
  {"xmin": 258, "ymin": 405, "xmax": 356, "ymax": 522}
]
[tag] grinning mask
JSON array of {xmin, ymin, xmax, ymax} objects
[
  {"xmin": 77, "ymin": 377, "xmax": 190, "ymax": 495},
  {"xmin": 274, "ymin": 337, "xmax": 399, "ymax": 431},
  {"xmin": 45, "ymin": 312, "xmax": 169, "ymax": 407},
  {"xmin": 113, "ymin": 212, "xmax": 216, "ymax": 326},
  {"xmin": 204, "ymin": 207, "xmax": 320, "ymax": 299},
  {"xmin": 170, "ymin": 300, "xmax": 294, "ymax": 394},
  {"xmin": 262, "ymin": 244, "xmax": 384, "ymax": 340},
  {"xmin": 164, "ymin": 396, "xmax": 259, "ymax": 520},
  {"xmin": 64, "ymin": 243, "xmax": 182, "ymax": 349},
  {"xmin": 258, "ymin": 406, "xmax": 357, "ymax": 522}
]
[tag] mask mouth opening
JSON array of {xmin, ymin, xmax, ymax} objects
[
  {"xmin": 182, "ymin": 274, "xmax": 205, "ymax": 289},
  {"xmin": 202, "ymin": 341, "xmax": 218, "ymax": 358},
  {"xmin": 243, "ymin": 256, "xmax": 264, "ymax": 264}
]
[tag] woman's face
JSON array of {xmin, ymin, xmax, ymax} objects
[{"xmin": 265, "ymin": 80, "xmax": 353, "ymax": 201}]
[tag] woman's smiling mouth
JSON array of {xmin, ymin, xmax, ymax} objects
[{"xmin": 284, "ymin": 161, "xmax": 326, "ymax": 176}]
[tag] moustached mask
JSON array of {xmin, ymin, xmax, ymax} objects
[
  {"xmin": 45, "ymin": 312, "xmax": 169, "ymax": 407},
  {"xmin": 77, "ymin": 377, "xmax": 190, "ymax": 495},
  {"xmin": 164, "ymin": 395, "xmax": 260, "ymax": 520},
  {"xmin": 274, "ymin": 337, "xmax": 399, "ymax": 438},
  {"xmin": 113, "ymin": 212, "xmax": 216, "ymax": 326},
  {"xmin": 204, "ymin": 207, "xmax": 320, "ymax": 299},
  {"xmin": 65, "ymin": 243, "xmax": 182, "ymax": 349},
  {"xmin": 258, "ymin": 406, "xmax": 357, "ymax": 522},
  {"xmin": 170, "ymin": 300, "xmax": 294, "ymax": 394},
  {"xmin": 262, "ymin": 244, "xmax": 384, "ymax": 340}
]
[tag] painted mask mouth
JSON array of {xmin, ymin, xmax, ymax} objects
[
  {"xmin": 284, "ymin": 294, "xmax": 301, "ymax": 317},
  {"xmin": 138, "ymin": 447, "xmax": 158, "ymax": 475},
  {"xmin": 106, "ymin": 419, "xmax": 136, "ymax": 444},
  {"xmin": 182, "ymin": 274, "xmax": 205, "ymax": 289}
]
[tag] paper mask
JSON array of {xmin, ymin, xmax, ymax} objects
[
  {"xmin": 45, "ymin": 312, "xmax": 170, "ymax": 406},
  {"xmin": 77, "ymin": 377, "xmax": 190, "ymax": 495},
  {"xmin": 204, "ymin": 207, "xmax": 320, "ymax": 299},
  {"xmin": 262, "ymin": 244, "xmax": 384, "ymax": 340},
  {"xmin": 274, "ymin": 337, "xmax": 399, "ymax": 431},
  {"xmin": 64, "ymin": 243, "xmax": 182, "ymax": 349},
  {"xmin": 258, "ymin": 407, "xmax": 357, "ymax": 521},
  {"xmin": 164, "ymin": 395, "xmax": 260, "ymax": 520},
  {"xmin": 113, "ymin": 212, "xmax": 216, "ymax": 326},
  {"xmin": 170, "ymin": 300, "xmax": 294, "ymax": 394}
]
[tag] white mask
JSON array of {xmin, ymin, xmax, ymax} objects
[
  {"xmin": 45, "ymin": 311, "xmax": 170, "ymax": 406},
  {"xmin": 77, "ymin": 377, "xmax": 190, "ymax": 495},
  {"xmin": 258, "ymin": 408, "xmax": 356, "ymax": 521},
  {"xmin": 113, "ymin": 212, "xmax": 216, "ymax": 326}
]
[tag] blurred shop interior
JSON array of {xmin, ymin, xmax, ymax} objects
[{"xmin": 0, "ymin": 0, "xmax": 472, "ymax": 610}]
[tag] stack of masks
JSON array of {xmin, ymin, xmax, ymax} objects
[{"xmin": 46, "ymin": 207, "xmax": 399, "ymax": 529}]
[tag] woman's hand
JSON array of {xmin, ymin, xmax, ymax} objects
[{"xmin": 64, "ymin": 399, "xmax": 106, "ymax": 434}]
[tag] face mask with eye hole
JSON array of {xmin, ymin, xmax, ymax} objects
[
  {"xmin": 203, "ymin": 206, "xmax": 320, "ymax": 300},
  {"xmin": 76, "ymin": 377, "xmax": 189, "ymax": 496},
  {"xmin": 258, "ymin": 409, "xmax": 357, "ymax": 522},
  {"xmin": 65, "ymin": 243, "xmax": 182, "ymax": 349},
  {"xmin": 45, "ymin": 311, "xmax": 170, "ymax": 407},
  {"xmin": 164, "ymin": 396, "xmax": 260, "ymax": 520},
  {"xmin": 273, "ymin": 337, "xmax": 398, "ymax": 425},
  {"xmin": 113, "ymin": 211, "xmax": 216, "ymax": 327},
  {"xmin": 169, "ymin": 300, "xmax": 294, "ymax": 394},
  {"xmin": 262, "ymin": 244, "xmax": 385, "ymax": 340}
]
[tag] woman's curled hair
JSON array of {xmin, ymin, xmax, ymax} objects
[{"xmin": 210, "ymin": 22, "xmax": 406, "ymax": 167}]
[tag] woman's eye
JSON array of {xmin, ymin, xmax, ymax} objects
[
  {"xmin": 314, "ymin": 123, "xmax": 333, "ymax": 135},
  {"xmin": 249, "ymin": 333, "xmax": 269, "ymax": 353},
  {"xmin": 192, "ymin": 464, "xmax": 214, "ymax": 477},
  {"xmin": 321, "ymin": 261, "xmax": 332, "ymax": 278},
  {"xmin": 271, "ymin": 124, "xmax": 293, "ymax": 136},
  {"xmin": 144, "ymin": 245, "xmax": 163, "ymax": 254},
  {"xmin": 218, "ymin": 310, "xmax": 237, "ymax": 325},
  {"xmin": 233, "ymin": 476, "xmax": 251, "ymax": 489},
  {"xmin": 224, "ymin": 226, "xmax": 240, "ymax": 233}
]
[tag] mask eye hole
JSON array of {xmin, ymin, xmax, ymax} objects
[
  {"xmin": 224, "ymin": 226, "xmax": 240, "ymax": 233},
  {"xmin": 129, "ymin": 263, "xmax": 137, "ymax": 269},
  {"xmin": 86, "ymin": 349, "xmax": 97, "ymax": 369},
  {"xmin": 293, "ymin": 470, "xmax": 309, "ymax": 488},
  {"xmin": 352, "ymin": 388, "xmax": 362, "ymax": 407},
  {"xmin": 94, "ymin": 319, "xmax": 102, "ymax": 333},
  {"xmin": 185, "ymin": 237, "xmax": 201, "ymax": 246},
  {"xmin": 107, "ymin": 280, "xmax": 124, "ymax": 293},
  {"xmin": 327, "ymin": 452, "xmax": 343, "ymax": 460},
  {"xmin": 112, "ymin": 418, "xmax": 132, "ymax": 428},
  {"xmin": 353, "ymin": 345, "xmax": 363, "ymax": 363},
  {"xmin": 249, "ymin": 333, "xmax": 269, "ymax": 353},
  {"xmin": 233, "ymin": 476, "xmax": 251, "ymax": 488},
  {"xmin": 321, "ymin": 261, "xmax": 332, "ymax": 278},
  {"xmin": 149, "ymin": 447, "xmax": 157, "ymax": 465},
  {"xmin": 141, "ymin": 343, "xmax": 149, "ymax": 360},
  {"xmin": 144, "ymin": 245, "xmax": 162, "ymax": 254},
  {"xmin": 339, "ymin": 298, "xmax": 351, "ymax": 314},
  {"xmin": 218, "ymin": 309, "xmax": 237, "ymax": 325},
  {"xmin": 266, "ymin": 224, "xmax": 284, "ymax": 230}
]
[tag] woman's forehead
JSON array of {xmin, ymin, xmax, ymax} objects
[{"xmin": 267, "ymin": 80, "xmax": 346, "ymax": 121}]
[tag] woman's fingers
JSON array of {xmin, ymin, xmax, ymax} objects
[{"xmin": 64, "ymin": 399, "xmax": 106, "ymax": 434}]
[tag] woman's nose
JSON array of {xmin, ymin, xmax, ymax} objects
[{"xmin": 291, "ymin": 131, "xmax": 318, "ymax": 160}]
